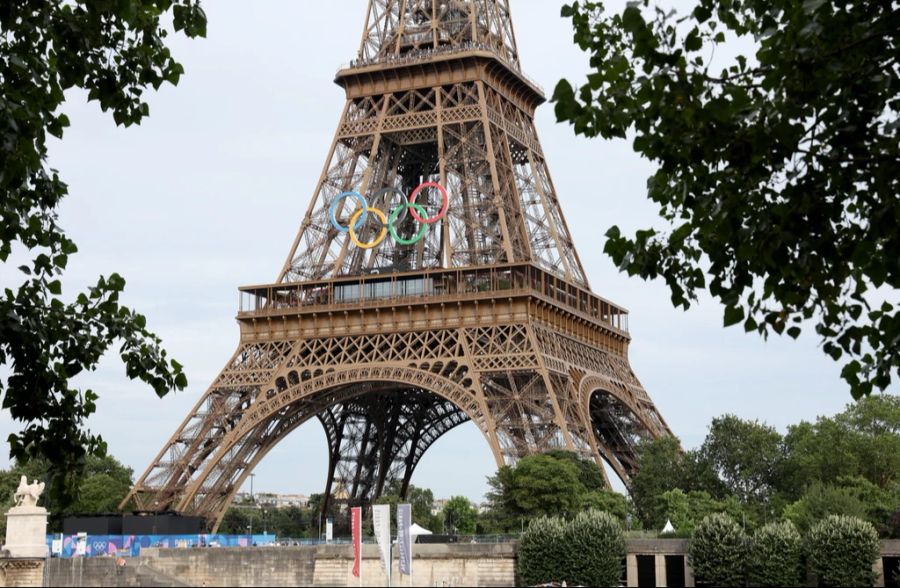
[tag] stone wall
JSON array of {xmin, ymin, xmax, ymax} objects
[
  {"xmin": 0, "ymin": 559, "xmax": 44, "ymax": 588},
  {"xmin": 46, "ymin": 544, "xmax": 516, "ymax": 588},
  {"xmin": 43, "ymin": 539, "xmax": 900, "ymax": 587},
  {"xmin": 137, "ymin": 546, "xmax": 316, "ymax": 587},
  {"xmin": 311, "ymin": 543, "xmax": 515, "ymax": 587}
]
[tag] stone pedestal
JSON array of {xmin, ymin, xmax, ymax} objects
[{"xmin": 3, "ymin": 506, "xmax": 49, "ymax": 559}]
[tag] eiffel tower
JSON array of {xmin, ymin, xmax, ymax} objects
[{"xmin": 123, "ymin": 0, "xmax": 673, "ymax": 531}]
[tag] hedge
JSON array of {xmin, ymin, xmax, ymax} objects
[
  {"xmin": 560, "ymin": 510, "xmax": 626, "ymax": 587},
  {"xmin": 748, "ymin": 520, "xmax": 804, "ymax": 587},
  {"xmin": 517, "ymin": 510, "xmax": 625, "ymax": 587},
  {"xmin": 805, "ymin": 514, "xmax": 879, "ymax": 587},
  {"xmin": 689, "ymin": 513, "xmax": 747, "ymax": 587},
  {"xmin": 517, "ymin": 515, "xmax": 566, "ymax": 586}
]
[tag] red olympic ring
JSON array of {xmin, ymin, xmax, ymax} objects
[{"xmin": 408, "ymin": 182, "xmax": 450, "ymax": 225}]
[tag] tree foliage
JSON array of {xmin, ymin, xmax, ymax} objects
[
  {"xmin": 0, "ymin": 0, "xmax": 206, "ymax": 503},
  {"xmin": 748, "ymin": 521, "xmax": 804, "ymax": 588},
  {"xmin": 219, "ymin": 505, "xmax": 314, "ymax": 539},
  {"xmin": 442, "ymin": 495, "xmax": 478, "ymax": 535},
  {"xmin": 484, "ymin": 451, "xmax": 629, "ymax": 531},
  {"xmin": 658, "ymin": 488, "xmax": 743, "ymax": 535},
  {"xmin": 554, "ymin": 0, "xmax": 899, "ymax": 400},
  {"xmin": 689, "ymin": 513, "xmax": 748, "ymax": 587},
  {"xmin": 700, "ymin": 415, "xmax": 782, "ymax": 505},
  {"xmin": 629, "ymin": 435, "xmax": 728, "ymax": 529},
  {"xmin": 0, "ymin": 454, "xmax": 133, "ymax": 535},
  {"xmin": 630, "ymin": 395, "xmax": 900, "ymax": 535},
  {"xmin": 805, "ymin": 515, "xmax": 880, "ymax": 587},
  {"xmin": 375, "ymin": 483, "xmax": 441, "ymax": 534},
  {"xmin": 782, "ymin": 476, "xmax": 900, "ymax": 535}
]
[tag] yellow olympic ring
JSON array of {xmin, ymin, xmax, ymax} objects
[{"xmin": 348, "ymin": 207, "xmax": 388, "ymax": 250}]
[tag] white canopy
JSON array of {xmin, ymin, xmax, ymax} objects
[
  {"xmin": 662, "ymin": 520, "xmax": 676, "ymax": 534},
  {"xmin": 409, "ymin": 523, "xmax": 432, "ymax": 536}
]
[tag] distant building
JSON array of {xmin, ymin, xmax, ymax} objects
[
  {"xmin": 232, "ymin": 492, "xmax": 310, "ymax": 509},
  {"xmin": 431, "ymin": 498, "xmax": 449, "ymax": 516}
]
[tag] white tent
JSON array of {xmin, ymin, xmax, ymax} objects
[
  {"xmin": 662, "ymin": 520, "xmax": 676, "ymax": 534},
  {"xmin": 409, "ymin": 523, "xmax": 432, "ymax": 536}
]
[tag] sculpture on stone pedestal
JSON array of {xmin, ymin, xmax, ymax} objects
[
  {"xmin": 13, "ymin": 477, "xmax": 45, "ymax": 510},
  {"xmin": 3, "ymin": 477, "xmax": 49, "ymax": 559}
]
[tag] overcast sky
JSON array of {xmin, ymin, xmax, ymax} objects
[{"xmin": 0, "ymin": 1, "xmax": 876, "ymax": 502}]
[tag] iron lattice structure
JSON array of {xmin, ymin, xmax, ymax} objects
[{"xmin": 123, "ymin": 0, "xmax": 673, "ymax": 531}]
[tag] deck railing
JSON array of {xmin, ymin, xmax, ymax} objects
[{"xmin": 238, "ymin": 264, "xmax": 629, "ymax": 334}]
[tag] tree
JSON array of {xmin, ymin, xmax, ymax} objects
[
  {"xmin": 554, "ymin": 0, "xmax": 899, "ymax": 400},
  {"xmin": 834, "ymin": 394, "xmax": 900, "ymax": 488},
  {"xmin": 779, "ymin": 395, "xmax": 900, "ymax": 505},
  {"xmin": 581, "ymin": 490, "xmax": 630, "ymax": 523},
  {"xmin": 1, "ymin": 0, "xmax": 207, "ymax": 503},
  {"xmin": 506, "ymin": 454, "xmax": 584, "ymax": 518},
  {"xmin": 543, "ymin": 450, "xmax": 607, "ymax": 491},
  {"xmin": 657, "ymin": 489, "xmax": 745, "ymax": 535},
  {"xmin": 628, "ymin": 436, "xmax": 723, "ymax": 529},
  {"xmin": 377, "ymin": 482, "xmax": 441, "ymax": 532},
  {"xmin": 485, "ymin": 451, "xmax": 627, "ymax": 530},
  {"xmin": 700, "ymin": 415, "xmax": 783, "ymax": 506},
  {"xmin": 782, "ymin": 476, "xmax": 900, "ymax": 535},
  {"xmin": 0, "ymin": 454, "xmax": 133, "ymax": 534},
  {"xmin": 442, "ymin": 496, "xmax": 478, "ymax": 535},
  {"xmin": 61, "ymin": 454, "xmax": 134, "ymax": 517},
  {"xmin": 779, "ymin": 419, "xmax": 861, "ymax": 499}
]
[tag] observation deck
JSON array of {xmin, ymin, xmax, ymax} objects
[
  {"xmin": 238, "ymin": 263, "xmax": 631, "ymax": 354},
  {"xmin": 334, "ymin": 43, "xmax": 546, "ymax": 113}
]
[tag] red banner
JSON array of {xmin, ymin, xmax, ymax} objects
[{"xmin": 351, "ymin": 507, "xmax": 362, "ymax": 578}]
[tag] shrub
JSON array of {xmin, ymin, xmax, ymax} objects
[
  {"xmin": 560, "ymin": 510, "xmax": 626, "ymax": 587},
  {"xmin": 689, "ymin": 513, "xmax": 747, "ymax": 587},
  {"xmin": 805, "ymin": 515, "xmax": 879, "ymax": 587},
  {"xmin": 517, "ymin": 516, "xmax": 566, "ymax": 586},
  {"xmin": 748, "ymin": 521, "xmax": 803, "ymax": 587}
]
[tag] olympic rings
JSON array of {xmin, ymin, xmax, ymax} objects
[
  {"xmin": 371, "ymin": 186, "xmax": 410, "ymax": 225},
  {"xmin": 329, "ymin": 182, "xmax": 449, "ymax": 248},
  {"xmin": 389, "ymin": 202, "xmax": 429, "ymax": 246},
  {"xmin": 329, "ymin": 192, "xmax": 367, "ymax": 233},
  {"xmin": 348, "ymin": 207, "xmax": 387, "ymax": 250},
  {"xmin": 408, "ymin": 182, "xmax": 449, "ymax": 225}
]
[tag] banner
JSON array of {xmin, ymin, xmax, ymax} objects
[
  {"xmin": 351, "ymin": 507, "xmax": 362, "ymax": 578},
  {"xmin": 326, "ymin": 517, "xmax": 333, "ymax": 543},
  {"xmin": 398, "ymin": 503, "xmax": 412, "ymax": 577},
  {"xmin": 372, "ymin": 504, "xmax": 391, "ymax": 584}
]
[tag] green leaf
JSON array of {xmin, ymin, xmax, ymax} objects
[
  {"xmin": 724, "ymin": 306, "xmax": 745, "ymax": 327},
  {"xmin": 685, "ymin": 29, "xmax": 702, "ymax": 52},
  {"xmin": 621, "ymin": 6, "xmax": 645, "ymax": 34},
  {"xmin": 693, "ymin": 5, "xmax": 712, "ymax": 23}
]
